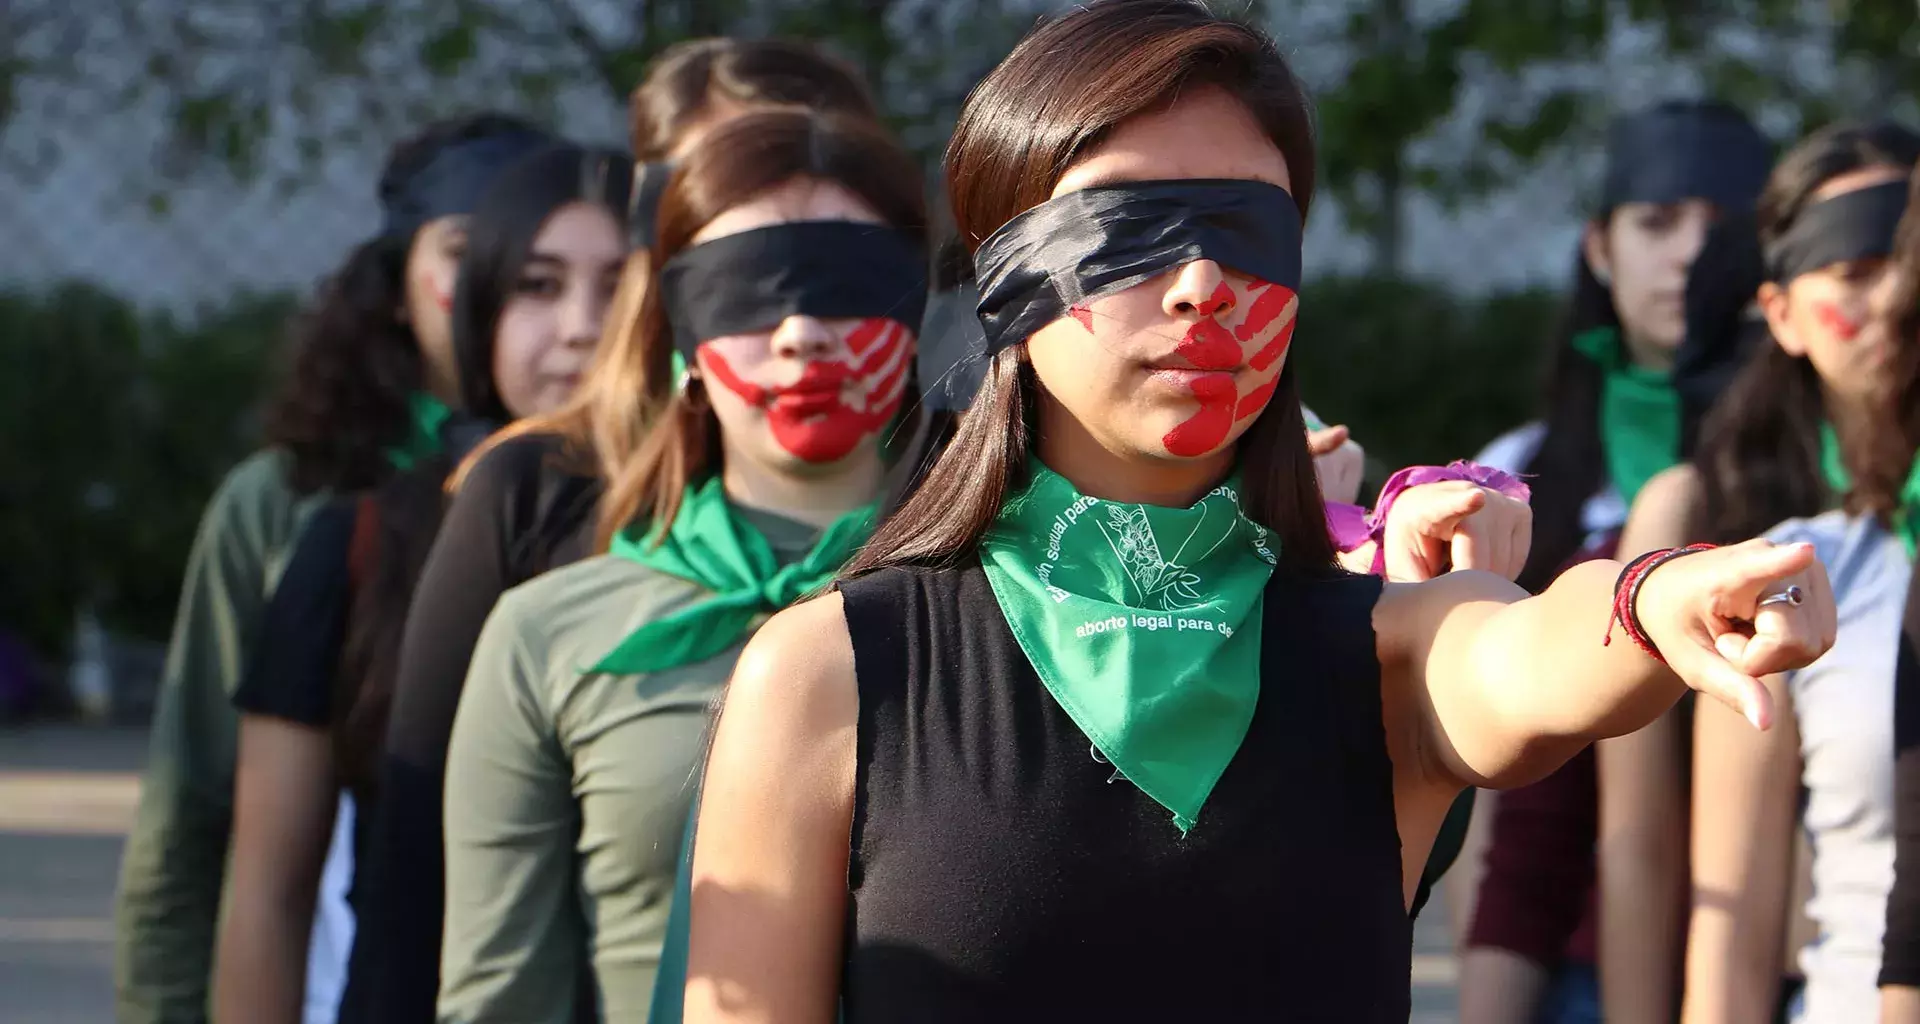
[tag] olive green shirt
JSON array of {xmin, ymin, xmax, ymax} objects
[
  {"xmin": 113, "ymin": 449, "xmax": 323, "ymax": 1024},
  {"xmin": 438, "ymin": 508, "xmax": 818, "ymax": 1024}
]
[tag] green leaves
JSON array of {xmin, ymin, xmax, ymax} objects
[{"xmin": 0, "ymin": 286, "xmax": 292, "ymax": 657}]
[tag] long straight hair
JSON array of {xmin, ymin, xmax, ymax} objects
[
  {"xmin": 843, "ymin": 0, "xmax": 1333, "ymax": 580},
  {"xmin": 331, "ymin": 145, "xmax": 633, "ymax": 794},
  {"xmin": 450, "ymin": 144, "xmax": 633, "ymax": 421},
  {"xmin": 1693, "ymin": 121, "xmax": 1920, "ymax": 544},
  {"xmin": 1853, "ymin": 162, "xmax": 1920, "ymax": 516},
  {"xmin": 1514, "ymin": 259, "xmax": 1614, "ymax": 591},
  {"xmin": 536, "ymin": 111, "xmax": 928, "ymax": 549}
]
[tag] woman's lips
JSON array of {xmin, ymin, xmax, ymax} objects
[{"xmin": 1148, "ymin": 367, "xmax": 1237, "ymax": 388}]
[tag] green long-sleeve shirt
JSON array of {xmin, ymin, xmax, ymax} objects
[
  {"xmin": 113, "ymin": 449, "xmax": 321, "ymax": 1024},
  {"xmin": 438, "ymin": 508, "xmax": 817, "ymax": 1024}
]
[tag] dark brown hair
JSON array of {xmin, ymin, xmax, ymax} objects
[
  {"xmin": 550, "ymin": 110, "xmax": 928, "ymax": 549},
  {"xmin": 1851, "ymin": 163, "xmax": 1920, "ymax": 516},
  {"xmin": 844, "ymin": 0, "xmax": 1332, "ymax": 579},
  {"xmin": 1693, "ymin": 121, "xmax": 1920, "ymax": 544},
  {"xmin": 629, "ymin": 38, "xmax": 879, "ymax": 160},
  {"xmin": 330, "ymin": 146, "xmax": 635, "ymax": 795}
]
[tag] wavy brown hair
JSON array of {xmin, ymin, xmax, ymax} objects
[
  {"xmin": 531, "ymin": 110, "xmax": 927, "ymax": 548},
  {"xmin": 263, "ymin": 112, "xmax": 543, "ymax": 494},
  {"xmin": 1851, "ymin": 163, "xmax": 1920, "ymax": 515},
  {"xmin": 842, "ymin": 0, "xmax": 1333, "ymax": 580},
  {"xmin": 629, "ymin": 37, "xmax": 878, "ymax": 161}
]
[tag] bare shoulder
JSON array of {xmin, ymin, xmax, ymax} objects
[
  {"xmin": 1620, "ymin": 463, "xmax": 1705, "ymax": 554},
  {"xmin": 720, "ymin": 592, "xmax": 858, "ymax": 746},
  {"xmin": 1642, "ymin": 462, "xmax": 1703, "ymax": 508}
]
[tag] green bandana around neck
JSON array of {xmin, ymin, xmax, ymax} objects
[
  {"xmin": 979, "ymin": 460, "xmax": 1278, "ymax": 832},
  {"xmin": 1820, "ymin": 422, "xmax": 1920, "ymax": 559},
  {"xmin": 589, "ymin": 475, "xmax": 877, "ymax": 675},
  {"xmin": 386, "ymin": 391, "xmax": 453, "ymax": 470},
  {"xmin": 1571, "ymin": 326, "xmax": 1681, "ymax": 506}
]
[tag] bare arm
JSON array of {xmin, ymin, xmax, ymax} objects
[
  {"xmin": 1597, "ymin": 464, "xmax": 1702, "ymax": 1023},
  {"xmin": 1381, "ymin": 539, "xmax": 1828, "ymax": 793},
  {"xmin": 1884, "ymin": 986, "xmax": 1920, "ymax": 1024},
  {"xmin": 1680, "ymin": 679, "xmax": 1798, "ymax": 1024},
  {"xmin": 1457, "ymin": 948, "xmax": 1550, "ymax": 1024},
  {"xmin": 213, "ymin": 715, "xmax": 338, "ymax": 1024},
  {"xmin": 684, "ymin": 595, "xmax": 857, "ymax": 1024}
]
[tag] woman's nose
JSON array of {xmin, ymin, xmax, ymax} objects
[
  {"xmin": 1163, "ymin": 260, "xmax": 1233, "ymax": 318},
  {"xmin": 770, "ymin": 315, "xmax": 839, "ymax": 359}
]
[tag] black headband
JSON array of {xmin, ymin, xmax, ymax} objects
[
  {"xmin": 658, "ymin": 221, "xmax": 928, "ymax": 359},
  {"xmin": 628, "ymin": 160, "xmax": 674, "ymax": 249},
  {"xmin": 1765, "ymin": 180, "xmax": 1908, "ymax": 282},
  {"xmin": 380, "ymin": 131, "xmax": 552, "ymax": 241},
  {"xmin": 1601, "ymin": 104, "xmax": 1771, "ymax": 212},
  {"xmin": 971, "ymin": 179, "xmax": 1303, "ymax": 356}
]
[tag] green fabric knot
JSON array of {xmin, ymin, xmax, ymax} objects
[
  {"xmin": 385, "ymin": 391, "xmax": 454, "ymax": 470},
  {"xmin": 588, "ymin": 475, "xmax": 876, "ymax": 675}
]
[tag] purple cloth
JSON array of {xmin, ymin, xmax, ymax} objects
[
  {"xmin": 1325, "ymin": 501, "xmax": 1371, "ymax": 553},
  {"xmin": 1364, "ymin": 461, "xmax": 1533, "ymax": 577}
]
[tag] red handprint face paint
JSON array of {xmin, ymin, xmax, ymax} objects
[
  {"xmin": 1156, "ymin": 276, "xmax": 1299, "ymax": 457},
  {"xmin": 698, "ymin": 317, "xmax": 912, "ymax": 464}
]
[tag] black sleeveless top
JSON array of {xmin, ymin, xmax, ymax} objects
[{"xmin": 838, "ymin": 563, "xmax": 1410, "ymax": 1022}]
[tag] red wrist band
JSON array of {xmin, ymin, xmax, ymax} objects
[{"xmin": 1604, "ymin": 544, "xmax": 1717, "ymax": 664}]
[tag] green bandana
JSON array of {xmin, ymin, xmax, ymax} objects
[
  {"xmin": 979, "ymin": 460, "xmax": 1277, "ymax": 831},
  {"xmin": 1571, "ymin": 326, "xmax": 1681, "ymax": 506},
  {"xmin": 589, "ymin": 476, "xmax": 876, "ymax": 675},
  {"xmin": 386, "ymin": 391, "xmax": 453, "ymax": 470},
  {"xmin": 1820, "ymin": 422, "xmax": 1920, "ymax": 559}
]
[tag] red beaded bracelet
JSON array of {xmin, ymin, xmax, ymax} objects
[{"xmin": 1603, "ymin": 544, "xmax": 1717, "ymax": 664}]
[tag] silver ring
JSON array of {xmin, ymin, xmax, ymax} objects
[{"xmin": 1758, "ymin": 585, "xmax": 1804, "ymax": 608}]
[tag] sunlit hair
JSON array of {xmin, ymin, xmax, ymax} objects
[
  {"xmin": 1850, "ymin": 162, "xmax": 1920, "ymax": 517},
  {"xmin": 514, "ymin": 111, "xmax": 926, "ymax": 549},
  {"xmin": 450, "ymin": 38, "xmax": 883, "ymax": 494},
  {"xmin": 843, "ymin": 0, "xmax": 1333, "ymax": 581}
]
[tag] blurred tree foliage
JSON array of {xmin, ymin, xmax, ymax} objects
[
  {"xmin": 2, "ymin": 2, "xmax": 1909, "ymax": 267},
  {"xmin": 1292, "ymin": 274, "xmax": 1561, "ymax": 472},
  {"xmin": 0, "ymin": 286, "xmax": 291, "ymax": 659}
]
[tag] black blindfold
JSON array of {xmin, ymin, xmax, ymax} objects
[
  {"xmin": 1764, "ymin": 180, "xmax": 1908, "ymax": 282},
  {"xmin": 379, "ymin": 131, "xmax": 551, "ymax": 241},
  {"xmin": 658, "ymin": 221, "xmax": 928, "ymax": 359},
  {"xmin": 971, "ymin": 178, "xmax": 1304, "ymax": 357},
  {"xmin": 1601, "ymin": 104, "xmax": 1771, "ymax": 212}
]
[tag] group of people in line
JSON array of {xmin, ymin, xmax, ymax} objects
[{"xmin": 104, "ymin": 0, "xmax": 1916, "ymax": 1020}]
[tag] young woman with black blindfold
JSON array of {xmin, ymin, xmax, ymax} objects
[
  {"xmin": 216, "ymin": 143, "xmax": 629, "ymax": 1024},
  {"xmin": 680, "ymin": 3, "xmax": 1835, "ymax": 1020},
  {"xmin": 1457, "ymin": 99, "xmax": 1775, "ymax": 1024},
  {"xmin": 1576, "ymin": 122, "xmax": 1920, "ymax": 1024},
  {"xmin": 431, "ymin": 109, "xmax": 928, "ymax": 1022},
  {"xmin": 350, "ymin": 39, "xmax": 885, "ymax": 1023},
  {"xmin": 112, "ymin": 111, "xmax": 549, "ymax": 1024}
]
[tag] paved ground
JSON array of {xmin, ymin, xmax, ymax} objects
[{"xmin": 0, "ymin": 723, "xmax": 1463, "ymax": 1021}]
